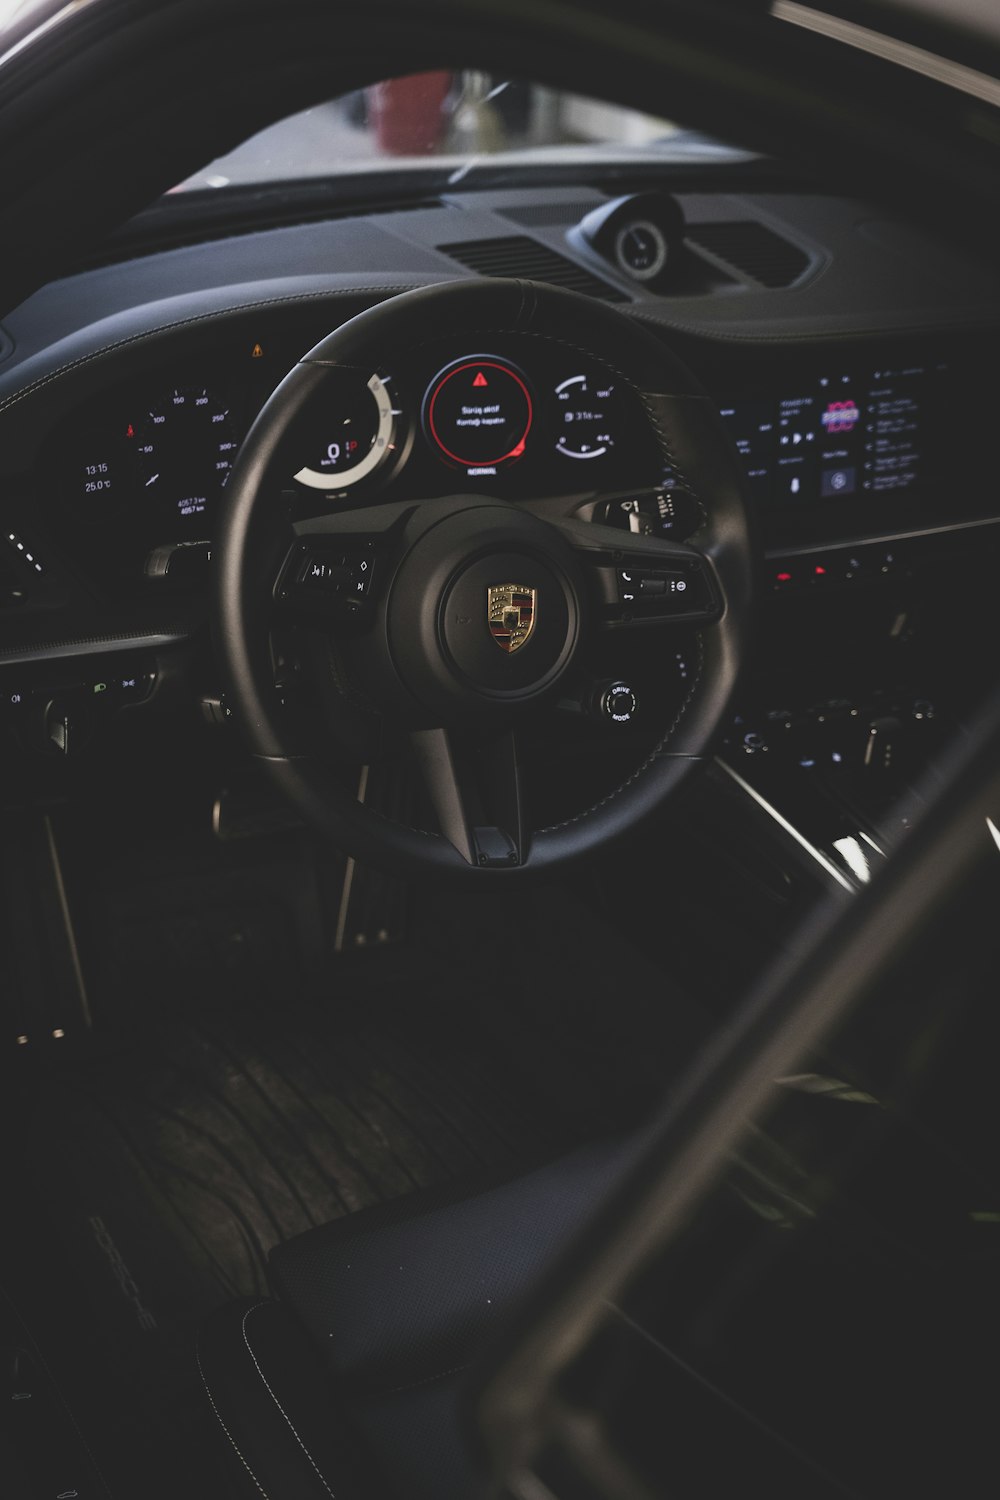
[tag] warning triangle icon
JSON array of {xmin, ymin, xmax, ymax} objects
[{"xmin": 472, "ymin": 371, "xmax": 488, "ymax": 388}]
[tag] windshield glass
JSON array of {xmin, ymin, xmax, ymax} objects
[{"xmin": 172, "ymin": 73, "xmax": 750, "ymax": 192}]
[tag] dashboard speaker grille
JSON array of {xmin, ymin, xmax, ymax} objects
[
  {"xmin": 437, "ymin": 236, "xmax": 628, "ymax": 301},
  {"xmin": 685, "ymin": 222, "xmax": 811, "ymax": 287}
]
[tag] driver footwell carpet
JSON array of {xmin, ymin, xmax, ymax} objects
[{"xmin": 15, "ymin": 882, "xmax": 704, "ymax": 1496}]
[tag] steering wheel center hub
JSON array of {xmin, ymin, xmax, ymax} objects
[
  {"xmin": 387, "ymin": 498, "xmax": 582, "ymax": 717},
  {"xmin": 441, "ymin": 550, "xmax": 574, "ymax": 693}
]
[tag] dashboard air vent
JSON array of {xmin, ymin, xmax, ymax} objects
[
  {"xmin": 684, "ymin": 222, "xmax": 811, "ymax": 288},
  {"xmin": 437, "ymin": 236, "xmax": 628, "ymax": 301}
]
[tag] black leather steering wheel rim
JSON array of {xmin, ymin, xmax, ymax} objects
[{"xmin": 215, "ymin": 278, "xmax": 755, "ymax": 881}]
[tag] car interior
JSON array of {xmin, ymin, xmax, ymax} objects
[{"xmin": 1, "ymin": 2, "xmax": 999, "ymax": 1497}]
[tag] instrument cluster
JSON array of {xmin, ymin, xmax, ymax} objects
[
  {"xmin": 283, "ymin": 332, "xmax": 666, "ymax": 520},
  {"xmin": 43, "ymin": 332, "xmax": 664, "ymax": 589},
  {"xmin": 294, "ymin": 347, "xmax": 645, "ymax": 498}
]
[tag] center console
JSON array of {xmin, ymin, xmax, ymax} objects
[{"xmin": 686, "ymin": 329, "xmax": 999, "ymax": 888}]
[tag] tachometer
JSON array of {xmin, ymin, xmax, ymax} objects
[
  {"xmin": 554, "ymin": 372, "xmax": 618, "ymax": 460},
  {"xmin": 136, "ymin": 387, "xmax": 237, "ymax": 523},
  {"xmin": 294, "ymin": 372, "xmax": 398, "ymax": 491}
]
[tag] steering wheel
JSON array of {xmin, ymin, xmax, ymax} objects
[{"xmin": 214, "ymin": 278, "xmax": 754, "ymax": 880}]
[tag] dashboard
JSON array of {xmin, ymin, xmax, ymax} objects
[
  {"xmin": 6, "ymin": 314, "xmax": 992, "ymax": 612},
  {"xmin": 43, "ymin": 331, "xmax": 663, "ymax": 593},
  {"xmin": 1, "ymin": 179, "xmax": 999, "ymax": 795}
]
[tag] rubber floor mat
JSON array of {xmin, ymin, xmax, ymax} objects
[
  {"xmin": 18, "ymin": 878, "xmax": 705, "ymax": 1496},
  {"xmin": 22, "ymin": 992, "xmax": 584, "ymax": 1492}
]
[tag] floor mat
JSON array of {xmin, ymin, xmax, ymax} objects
[{"xmin": 17, "ymin": 873, "xmax": 706, "ymax": 1496}]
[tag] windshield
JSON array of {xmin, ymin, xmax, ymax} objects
[{"xmin": 171, "ymin": 73, "xmax": 750, "ymax": 193}]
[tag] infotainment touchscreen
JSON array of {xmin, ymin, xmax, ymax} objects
[{"xmin": 718, "ymin": 362, "xmax": 947, "ymax": 509}]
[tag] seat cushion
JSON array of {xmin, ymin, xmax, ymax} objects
[
  {"xmin": 269, "ymin": 1143, "xmax": 624, "ymax": 1396},
  {"xmin": 198, "ymin": 1297, "xmax": 375, "ymax": 1500},
  {"xmin": 199, "ymin": 1299, "xmax": 483, "ymax": 1500},
  {"xmin": 199, "ymin": 1143, "xmax": 624, "ymax": 1499}
]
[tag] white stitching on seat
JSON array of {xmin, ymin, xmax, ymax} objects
[
  {"xmin": 242, "ymin": 1302, "xmax": 337, "ymax": 1499},
  {"xmin": 196, "ymin": 1335, "xmax": 272, "ymax": 1500}
]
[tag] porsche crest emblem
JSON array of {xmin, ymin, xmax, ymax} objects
[{"xmin": 487, "ymin": 584, "xmax": 537, "ymax": 654}]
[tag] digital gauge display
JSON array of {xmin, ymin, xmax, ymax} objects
[
  {"xmin": 423, "ymin": 357, "xmax": 533, "ymax": 472},
  {"xmin": 294, "ymin": 372, "xmax": 397, "ymax": 491},
  {"xmin": 137, "ymin": 387, "xmax": 237, "ymax": 521},
  {"xmin": 554, "ymin": 372, "xmax": 618, "ymax": 460},
  {"xmin": 65, "ymin": 384, "xmax": 237, "ymax": 533}
]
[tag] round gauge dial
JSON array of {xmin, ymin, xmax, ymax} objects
[
  {"xmin": 614, "ymin": 220, "xmax": 669, "ymax": 282},
  {"xmin": 294, "ymin": 373, "xmax": 397, "ymax": 491},
  {"xmin": 554, "ymin": 372, "xmax": 618, "ymax": 460},
  {"xmin": 136, "ymin": 387, "xmax": 237, "ymax": 523},
  {"xmin": 424, "ymin": 357, "xmax": 532, "ymax": 470}
]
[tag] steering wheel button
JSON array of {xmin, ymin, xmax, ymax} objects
[{"xmin": 302, "ymin": 557, "xmax": 342, "ymax": 585}]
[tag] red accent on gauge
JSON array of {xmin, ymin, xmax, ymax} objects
[{"xmin": 426, "ymin": 360, "xmax": 533, "ymax": 467}]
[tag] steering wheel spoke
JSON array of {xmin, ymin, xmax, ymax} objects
[
  {"xmin": 549, "ymin": 516, "xmax": 722, "ymax": 630},
  {"xmin": 410, "ymin": 726, "xmax": 524, "ymax": 867}
]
